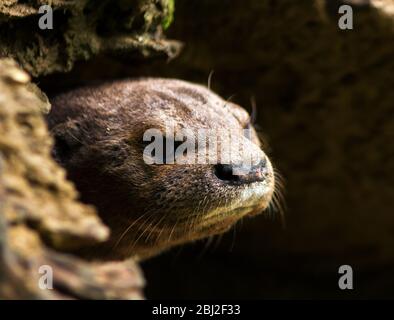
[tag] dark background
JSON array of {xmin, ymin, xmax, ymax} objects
[{"xmin": 40, "ymin": 0, "xmax": 394, "ymax": 298}]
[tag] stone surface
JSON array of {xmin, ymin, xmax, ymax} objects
[
  {"xmin": 372, "ymin": 0, "xmax": 394, "ymax": 15},
  {"xmin": 0, "ymin": 0, "xmax": 180, "ymax": 300},
  {"xmin": 0, "ymin": 58, "xmax": 144, "ymax": 299},
  {"xmin": 0, "ymin": 0, "xmax": 180, "ymax": 76}
]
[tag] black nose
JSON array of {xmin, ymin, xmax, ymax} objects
[{"xmin": 214, "ymin": 158, "xmax": 267, "ymax": 184}]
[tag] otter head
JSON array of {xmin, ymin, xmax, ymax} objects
[{"xmin": 47, "ymin": 78, "xmax": 276, "ymax": 260}]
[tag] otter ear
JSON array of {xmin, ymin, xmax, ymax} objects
[{"xmin": 50, "ymin": 121, "xmax": 83, "ymax": 165}]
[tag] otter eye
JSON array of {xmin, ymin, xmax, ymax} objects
[{"xmin": 53, "ymin": 134, "xmax": 82, "ymax": 163}]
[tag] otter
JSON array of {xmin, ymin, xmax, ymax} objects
[{"xmin": 46, "ymin": 78, "xmax": 277, "ymax": 260}]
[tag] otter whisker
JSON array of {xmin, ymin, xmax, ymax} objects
[
  {"xmin": 148, "ymin": 208, "xmax": 175, "ymax": 244},
  {"xmin": 113, "ymin": 209, "xmax": 153, "ymax": 249},
  {"xmin": 145, "ymin": 214, "xmax": 165, "ymax": 243},
  {"xmin": 197, "ymin": 235, "xmax": 215, "ymax": 260},
  {"xmin": 141, "ymin": 217, "xmax": 161, "ymax": 244},
  {"xmin": 249, "ymin": 95, "xmax": 258, "ymax": 126},
  {"xmin": 168, "ymin": 214, "xmax": 181, "ymax": 242},
  {"xmin": 213, "ymin": 233, "xmax": 224, "ymax": 251},
  {"xmin": 152, "ymin": 211, "xmax": 172, "ymax": 244},
  {"xmin": 207, "ymin": 70, "xmax": 215, "ymax": 90},
  {"xmin": 201, "ymin": 195, "xmax": 210, "ymax": 216},
  {"xmin": 126, "ymin": 211, "xmax": 162, "ymax": 255},
  {"xmin": 189, "ymin": 196, "xmax": 207, "ymax": 233},
  {"xmin": 270, "ymin": 181, "xmax": 286, "ymax": 228},
  {"xmin": 229, "ymin": 222, "xmax": 237, "ymax": 252},
  {"xmin": 137, "ymin": 208, "xmax": 163, "ymax": 242},
  {"xmin": 223, "ymin": 94, "xmax": 237, "ymax": 112}
]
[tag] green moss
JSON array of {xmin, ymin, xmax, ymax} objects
[
  {"xmin": 0, "ymin": 0, "xmax": 180, "ymax": 77},
  {"xmin": 162, "ymin": 0, "xmax": 175, "ymax": 30}
]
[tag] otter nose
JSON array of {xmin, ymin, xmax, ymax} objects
[{"xmin": 214, "ymin": 157, "xmax": 268, "ymax": 184}]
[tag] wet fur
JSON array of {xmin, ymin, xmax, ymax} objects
[{"xmin": 47, "ymin": 78, "xmax": 277, "ymax": 260}]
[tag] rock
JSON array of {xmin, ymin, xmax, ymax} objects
[
  {"xmin": 0, "ymin": 58, "xmax": 144, "ymax": 299},
  {"xmin": 0, "ymin": 0, "xmax": 181, "ymax": 77}
]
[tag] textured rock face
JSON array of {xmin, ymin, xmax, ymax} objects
[
  {"xmin": 0, "ymin": 0, "xmax": 180, "ymax": 76},
  {"xmin": 0, "ymin": 0, "xmax": 181, "ymax": 299},
  {"xmin": 0, "ymin": 59, "xmax": 144, "ymax": 299},
  {"xmin": 371, "ymin": 0, "xmax": 394, "ymax": 16},
  {"xmin": 0, "ymin": 59, "xmax": 108, "ymax": 247}
]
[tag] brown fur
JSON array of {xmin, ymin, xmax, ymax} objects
[{"xmin": 46, "ymin": 78, "xmax": 275, "ymax": 260}]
